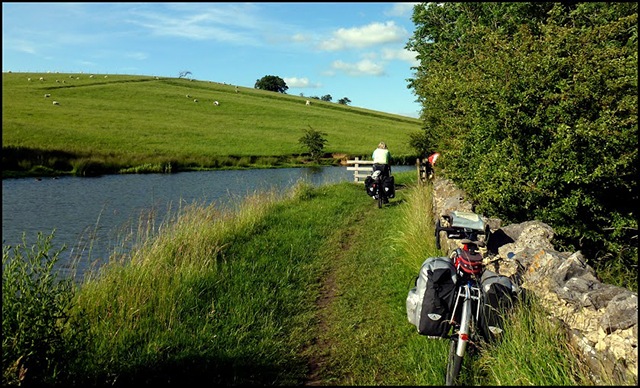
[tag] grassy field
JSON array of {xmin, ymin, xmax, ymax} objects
[
  {"xmin": 2, "ymin": 173, "xmax": 599, "ymax": 386},
  {"xmin": 2, "ymin": 72, "xmax": 421, "ymax": 176}
]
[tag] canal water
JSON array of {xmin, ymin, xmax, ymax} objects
[{"xmin": 2, "ymin": 165, "xmax": 414, "ymax": 281}]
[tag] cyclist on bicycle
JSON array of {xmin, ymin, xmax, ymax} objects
[{"xmin": 372, "ymin": 142, "xmax": 392, "ymax": 203}]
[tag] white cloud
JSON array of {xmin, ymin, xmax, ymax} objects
[
  {"xmin": 291, "ymin": 33, "xmax": 310, "ymax": 43},
  {"xmin": 126, "ymin": 52, "xmax": 148, "ymax": 60},
  {"xmin": 284, "ymin": 77, "xmax": 322, "ymax": 88},
  {"xmin": 318, "ymin": 21, "xmax": 407, "ymax": 51},
  {"xmin": 331, "ymin": 59, "xmax": 386, "ymax": 77},
  {"xmin": 126, "ymin": 4, "xmax": 263, "ymax": 45},
  {"xmin": 380, "ymin": 47, "xmax": 419, "ymax": 66},
  {"xmin": 384, "ymin": 3, "xmax": 420, "ymax": 17}
]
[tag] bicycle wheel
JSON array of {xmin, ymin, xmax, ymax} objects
[
  {"xmin": 378, "ymin": 192, "xmax": 383, "ymax": 208},
  {"xmin": 446, "ymin": 337, "xmax": 463, "ymax": 386}
]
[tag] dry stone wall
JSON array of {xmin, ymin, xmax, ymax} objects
[{"xmin": 431, "ymin": 176, "xmax": 637, "ymax": 385}]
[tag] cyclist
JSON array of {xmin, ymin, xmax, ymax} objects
[{"xmin": 372, "ymin": 141, "xmax": 392, "ymax": 203}]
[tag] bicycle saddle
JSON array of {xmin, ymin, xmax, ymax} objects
[{"xmin": 460, "ymin": 239, "xmax": 485, "ymax": 248}]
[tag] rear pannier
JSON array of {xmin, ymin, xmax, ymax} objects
[
  {"xmin": 364, "ymin": 176, "xmax": 375, "ymax": 197},
  {"xmin": 406, "ymin": 257, "xmax": 458, "ymax": 338},
  {"xmin": 382, "ymin": 175, "xmax": 395, "ymax": 199},
  {"xmin": 478, "ymin": 270, "xmax": 520, "ymax": 342}
]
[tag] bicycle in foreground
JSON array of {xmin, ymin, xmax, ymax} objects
[
  {"xmin": 407, "ymin": 211, "xmax": 519, "ymax": 385},
  {"xmin": 445, "ymin": 238, "xmax": 485, "ymax": 385}
]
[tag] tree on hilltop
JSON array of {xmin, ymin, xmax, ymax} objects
[{"xmin": 255, "ymin": 75, "xmax": 288, "ymax": 93}]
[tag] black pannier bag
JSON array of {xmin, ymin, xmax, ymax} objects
[
  {"xmin": 478, "ymin": 270, "xmax": 520, "ymax": 342},
  {"xmin": 364, "ymin": 176, "xmax": 376, "ymax": 197},
  {"xmin": 382, "ymin": 175, "xmax": 395, "ymax": 198},
  {"xmin": 406, "ymin": 257, "xmax": 458, "ymax": 338}
]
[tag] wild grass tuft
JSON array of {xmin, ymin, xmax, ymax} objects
[
  {"xmin": 474, "ymin": 292, "xmax": 596, "ymax": 385},
  {"xmin": 2, "ymin": 232, "xmax": 88, "ymax": 386}
]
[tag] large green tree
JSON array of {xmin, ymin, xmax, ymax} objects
[
  {"xmin": 254, "ymin": 75, "xmax": 288, "ymax": 93},
  {"xmin": 407, "ymin": 2, "xmax": 638, "ymax": 288}
]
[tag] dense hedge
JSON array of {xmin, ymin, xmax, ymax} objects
[{"xmin": 407, "ymin": 2, "xmax": 637, "ymax": 288}]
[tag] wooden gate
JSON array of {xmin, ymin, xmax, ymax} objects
[{"xmin": 346, "ymin": 157, "xmax": 375, "ymax": 183}]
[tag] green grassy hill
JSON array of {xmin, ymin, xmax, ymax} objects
[{"xmin": 2, "ymin": 72, "xmax": 421, "ymax": 176}]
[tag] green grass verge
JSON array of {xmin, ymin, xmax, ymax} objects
[{"xmin": 3, "ymin": 172, "xmax": 599, "ymax": 386}]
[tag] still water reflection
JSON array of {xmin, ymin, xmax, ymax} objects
[{"xmin": 3, "ymin": 166, "xmax": 413, "ymax": 281}]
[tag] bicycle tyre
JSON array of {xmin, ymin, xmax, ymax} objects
[
  {"xmin": 378, "ymin": 192, "xmax": 382, "ymax": 208},
  {"xmin": 446, "ymin": 337, "xmax": 463, "ymax": 386}
]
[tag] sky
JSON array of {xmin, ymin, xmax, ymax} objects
[{"xmin": 2, "ymin": 2, "xmax": 423, "ymax": 118}]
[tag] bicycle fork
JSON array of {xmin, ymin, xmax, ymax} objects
[{"xmin": 447, "ymin": 282, "xmax": 481, "ymax": 385}]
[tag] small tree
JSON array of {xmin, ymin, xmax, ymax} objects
[
  {"xmin": 178, "ymin": 70, "xmax": 192, "ymax": 79},
  {"xmin": 338, "ymin": 97, "xmax": 351, "ymax": 105},
  {"xmin": 254, "ymin": 75, "xmax": 288, "ymax": 93},
  {"xmin": 320, "ymin": 94, "xmax": 332, "ymax": 102},
  {"xmin": 299, "ymin": 126, "xmax": 328, "ymax": 162}
]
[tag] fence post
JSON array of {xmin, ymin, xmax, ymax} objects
[{"xmin": 353, "ymin": 157, "xmax": 359, "ymax": 183}]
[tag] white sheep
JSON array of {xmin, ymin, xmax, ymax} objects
[
  {"xmin": 89, "ymin": 75, "xmax": 94, "ymax": 78},
  {"xmin": 53, "ymin": 101, "xmax": 60, "ymax": 105},
  {"xmin": 186, "ymin": 94, "xmax": 191, "ymax": 98},
  {"xmin": 306, "ymin": 100, "xmax": 311, "ymax": 106},
  {"xmin": 56, "ymin": 80, "xmax": 60, "ymax": 83},
  {"xmin": 39, "ymin": 77, "xmax": 44, "ymax": 81},
  {"xmin": 214, "ymin": 101, "xmax": 220, "ymax": 106},
  {"xmin": 194, "ymin": 99, "xmax": 198, "ymax": 103},
  {"xmin": 27, "ymin": 78, "xmax": 31, "ymax": 81},
  {"xmin": 44, "ymin": 94, "xmax": 51, "ymax": 98},
  {"xmin": 104, "ymin": 75, "xmax": 108, "ymax": 78}
]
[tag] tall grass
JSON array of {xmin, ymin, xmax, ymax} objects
[
  {"xmin": 2, "ymin": 232, "xmax": 88, "ymax": 386},
  {"xmin": 474, "ymin": 292, "xmax": 596, "ymax": 385},
  {"xmin": 2, "ymin": 174, "xmax": 602, "ymax": 385}
]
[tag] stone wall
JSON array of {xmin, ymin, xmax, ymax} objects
[{"xmin": 431, "ymin": 176, "xmax": 637, "ymax": 385}]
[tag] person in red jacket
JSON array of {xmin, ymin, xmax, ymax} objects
[{"xmin": 427, "ymin": 152, "xmax": 440, "ymax": 179}]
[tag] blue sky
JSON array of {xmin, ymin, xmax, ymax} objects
[{"xmin": 2, "ymin": 2, "xmax": 423, "ymax": 118}]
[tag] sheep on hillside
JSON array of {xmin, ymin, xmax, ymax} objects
[
  {"xmin": 53, "ymin": 101, "xmax": 60, "ymax": 105},
  {"xmin": 214, "ymin": 101, "xmax": 220, "ymax": 106},
  {"xmin": 27, "ymin": 78, "xmax": 31, "ymax": 82},
  {"xmin": 39, "ymin": 77, "xmax": 44, "ymax": 81},
  {"xmin": 44, "ymin": 94, "xmax": 51, "ymax": 98},
  {"xmin": 306, "ymin": 100, "xmax": 311, "ymax": 106},
  {"xmin": 186, "ymin": 94, "xmax": 191, "ymax": 98},
  {"xmin": 194, "ymin": 99, "xmax": 198, "ymax": 103}
]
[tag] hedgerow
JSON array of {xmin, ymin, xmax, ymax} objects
[{"xmin": 407, "ymin": 2, "xmax": 637, "ymax": 289}]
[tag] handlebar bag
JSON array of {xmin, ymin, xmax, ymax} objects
[
  {"xmin": 478, "ymin": 270, "xmax": 520, "ymax": 342},
  {"xmin": 406, "ymin": 257, "xmax": 457, "ymax": 338}
]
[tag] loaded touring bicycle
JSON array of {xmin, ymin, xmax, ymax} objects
[{"xmin": 406, "ymin": 211, "xmax": 520, "ymax": 385}]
